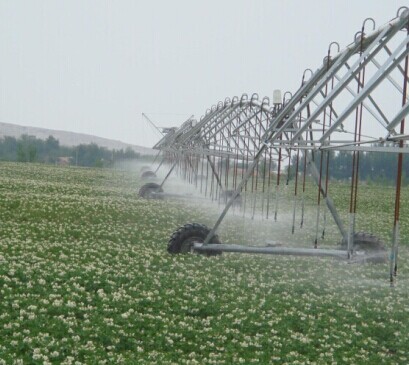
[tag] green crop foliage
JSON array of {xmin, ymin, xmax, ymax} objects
[{"xmin": 0, "ymin": 162, "xmax": 408, "ymax": 364}]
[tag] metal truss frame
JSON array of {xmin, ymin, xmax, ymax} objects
[{"xmin": 152, "ymin": 8, "xmax": 409, "ymax": 285}]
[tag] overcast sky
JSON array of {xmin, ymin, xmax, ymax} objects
[{"xmin": 0, "ymin": 0, "xmax": 405, "ymax": 147}]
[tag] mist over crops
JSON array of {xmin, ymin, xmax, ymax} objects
[{"xmin": 1, "ymin": 162, "xmax": 409, "ymax": 364}]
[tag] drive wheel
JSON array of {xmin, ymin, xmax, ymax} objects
[
  {"xmin": 141, "ymin": 170, "xmax": 156, "ymax": 179},
  {"xmin": 168, "ymin": 223, "xmax": 221, "ymax": 255},
  {"xmin": 341, "ymin": 232, "xmax": 386, "ymax": 263},
  {"xmin": 138, "ymin": 183, "xmax": 163, "ymax": 199}
]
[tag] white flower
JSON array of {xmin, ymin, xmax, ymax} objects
[{"xmin": 66, "ymin": 300, "xmax": 76, "ymax": 308}]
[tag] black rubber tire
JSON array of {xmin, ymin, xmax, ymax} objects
[
  {"xmin": 138, "ymin": 183, "xmax": 163, "ymax": 199},
  {"xmin": 141, "ymin": 170, "xmax": 157, "ymax": 179},
  {"xmin": 167, "ymin": 223, "xmax": 221, "ymax": 255},
  {"xmin": 341, "ymin": 232, "xmax": 386, "ymax": 263},
  {"xmin": 220, "ymin": 190, "xmax": 242, "ymax": 207},
  {"xmin": 341, "ymin": 232, "xmax": 385, "ymax": 252}
]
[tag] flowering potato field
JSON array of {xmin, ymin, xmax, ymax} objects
[{"xmin": 1, "ymin": 162, "xmax": 409, "ymax": 364}]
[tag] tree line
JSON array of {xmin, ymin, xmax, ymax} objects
[
  {"xmin": 4, "ymin": 134, "xmax": 404, "ymax": 182},
  {"xmin": 215, "ymin": 148, "xmax": 407, "ymax": 185},
  {"xmin": 0, "ymin": 135, "xmax": 142, "ymax": 167},
  {"xmin": 290, "ymin": 149, "xmax": 408, "ymax": 185}
]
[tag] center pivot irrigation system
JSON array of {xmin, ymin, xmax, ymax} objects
[{"xmin": 140, "ymin": 8, "xmax": 409, "ymax": 286}]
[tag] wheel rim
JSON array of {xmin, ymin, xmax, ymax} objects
[
  {"xmin": 146, "ymin": 188, "xmax": 155, "ymax": 198},
  {"xmin": 145, "ymin": 187, "xmax": 160, "ymax": 198},
  {"xmin": 181, "ymin": 236, "xmax": 203, "ymax": 253}
]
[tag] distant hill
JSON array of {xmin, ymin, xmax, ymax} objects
[{"xmin": 0, "ymin": 122, "xmax": 154, "ymax": 155}]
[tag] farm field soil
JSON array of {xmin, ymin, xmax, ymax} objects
[{"xmin": 0, "ymin": 162, "xmax": 409, "ymax": 364}]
